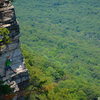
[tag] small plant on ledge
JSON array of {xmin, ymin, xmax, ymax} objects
[{"xmin": 0, "ymin": 28, "xmax": 11, "ymax": 51}]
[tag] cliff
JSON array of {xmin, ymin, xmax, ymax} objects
[{"xmin": 0, "ymin": 0, "xmax": 29, "ymax": 92}]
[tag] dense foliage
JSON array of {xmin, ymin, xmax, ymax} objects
[
  {"xmin": 0, "ymin": 28, "xmax": 11, "ymax": 45},
  {"xmin": 13, "ymin": 0, "xmax": 100, "ymax": 99},
  {"xmin": 0, "ymin": 28, "xmax": 11, "ymax": 54},
  {"xmin": 0, "ymin": 80, "xmax": 12, "ymax": 96}
]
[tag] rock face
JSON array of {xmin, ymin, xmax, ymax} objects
[{"xmin": 0, "ymin": 0, "xmax": 29, "ymax": 91}]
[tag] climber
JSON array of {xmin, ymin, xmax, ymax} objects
[{"xmin": 4, "ymin": 56, "xmax": 16, "ymax": 76}]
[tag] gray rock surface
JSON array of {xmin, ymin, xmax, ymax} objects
[{"xmin": 0, "ymin": 0, "xmax": 29, "ymax": 92}]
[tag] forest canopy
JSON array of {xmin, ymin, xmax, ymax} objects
[{"xmin": 13, "ymin": 0, "xmax": 100, "ymax": 99}]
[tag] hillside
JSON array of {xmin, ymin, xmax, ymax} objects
[{"xmin": 13, "ymin": 0, "xmax": 100, "ymax": 99}]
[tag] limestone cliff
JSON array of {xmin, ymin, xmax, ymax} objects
[{"xmin": 0, "ymin": 0, "xmax": 29, "ymax": 92}]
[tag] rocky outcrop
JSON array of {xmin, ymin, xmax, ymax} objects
[{"xmin": 0, "ymin": 0, "xmax": 29, "ymax": 92}]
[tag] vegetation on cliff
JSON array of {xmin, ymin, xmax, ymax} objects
[
  {"xmin": 0, "ymin": 28, "xmax": 11, "ymax": 45},
  {"xmin": 0, "ymin": 80, "xmax": 12, "ymax": 96}
]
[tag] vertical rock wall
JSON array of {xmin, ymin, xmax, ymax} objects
[{"xmin": 0, "ymin": 0, "xmax": 29, "ymax": 91}]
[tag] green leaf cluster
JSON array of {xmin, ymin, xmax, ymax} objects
[
  {"xmin": 0, "ymin": 81, "xmax": 12, "ymax": 96},
  {"xmin": 0, "ymin": 28, "xmax": 11, "ymax": 45}
]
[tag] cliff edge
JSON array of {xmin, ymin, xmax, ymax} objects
[{"xmin": 0, "ymin": 0, "xmax": 29, "ymax": 92}]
